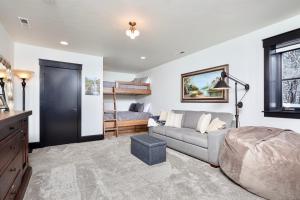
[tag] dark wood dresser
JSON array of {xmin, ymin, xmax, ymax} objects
[{"xmin": 0, "ymin": 111, "xmax": 32, "ymax": 200}]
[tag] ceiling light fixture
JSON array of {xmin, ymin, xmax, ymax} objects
[
  {"xmin": 126, "ymin": 21, "xmax": 140, "ymax": 39},
  {"xmin": 18, "ymin": 17, "xmax": 29, "ymax": 25},
  {"xmin": 140, "ymin": 56, "xmax": 146, "ymax": 60},
  {"xmin": 60, "ymin": 41, "xmax": 69, "ymax": 46}
]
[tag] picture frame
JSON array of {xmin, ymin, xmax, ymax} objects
[
  {"xmin": 0, "ymin": 94, "xmax": 9, "ymax": 111},
  {"xmin": 85, "ymin": 77, "xmax": 100, "ymax": 96},
  {"xmin": 181, "ymin": 65, "xmax": 229, "ymax": 103}
]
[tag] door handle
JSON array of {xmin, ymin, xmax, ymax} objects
[{"xmin": 72, "ymin": 108, "xmax": 78, "ymax": 112}]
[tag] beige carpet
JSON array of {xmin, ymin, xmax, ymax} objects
[{"xmin": 24, "ymin": 134, "xmax": 262, "ymax": 200}]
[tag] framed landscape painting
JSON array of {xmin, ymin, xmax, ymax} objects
[{"xmin": 181, "ymin": 65, "xmax": 229, "ymax": 103}]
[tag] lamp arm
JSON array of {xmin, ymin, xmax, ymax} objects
[{"xmin": 221, "ymin": 71, "xmax": 250, "ymax": 90}]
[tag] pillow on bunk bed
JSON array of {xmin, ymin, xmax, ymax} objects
[
  {"xmin": 129, "ymin": 103, "xmax": 144, "ymax": 112},
  {"xmin": 129, "ymin": 103, "xmax": 136, "ymax": 112},
  {"xmin": 135, "ymin": 103, "xmax": 144, "ymax": 112},
  {"xmin": 143, "ymin": 103, "xmax": 151, "ymax": 112},
  {"xmin": 132, "ymin": 77, "xmax": 149, "ymax": 83}
]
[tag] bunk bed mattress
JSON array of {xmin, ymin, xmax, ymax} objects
[
  {"xmin": 103, "ymin": 81, "xmax": 115, "ymax": 88},
  {"xmin": 104, "ymin": 111, "xmax": 152, "ymax": 121},
  {"xmin": 103, "ymin": 81, "xmax": 148, "ymax": 90},
  {"xmin": 119, "ymin": 85, "xmax": 148, "ymax": 90}
]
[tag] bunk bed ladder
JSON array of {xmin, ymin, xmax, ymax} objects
[
  {"xmin": 104, "ymin": 86, "xmax": 119, "ymax": 137},
  {"xmin": 112, "ymin": 87, "xmax": 119, "ymax": 137}
]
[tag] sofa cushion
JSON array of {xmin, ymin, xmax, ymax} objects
[
  {"xmin": 152, "ymin": 126, "xmax": 166, "ymax": 135},
  {"xmin": 183, "ymin": 132, "xmax": 208, "ymax": 148},
  {"xmin": 183, "ymin": 111, "xmax": 205, "ymax": 129},
  {"xmin": 164, "ymin": 126, "xmax": 208, "ymax": 148},
  {"xmin": 173, "ymin": 110, "xmax": 233, "ymax": 129},
  {"xmin": 165, "ymin": 127, "xmax": 186, "ymax": 140}
]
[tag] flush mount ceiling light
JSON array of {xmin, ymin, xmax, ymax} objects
[
  {"xmin": 140, "ymin": 56, "xmax": 146, "ymax": 60},
  {"xmin": 126, "ymin": 21, "xmax": 140, "ymax": 39},
  {"xmin": 18, "ymin": 17, "xmax": 30, "ymax": 28},
  {"xmin": 60, "ymin": 41, "xmax": 69, "ymax": 46}
]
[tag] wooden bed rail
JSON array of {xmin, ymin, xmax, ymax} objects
[{"xmin": 103, "ymin": 81, "xmax": 151, "ymax": 95}]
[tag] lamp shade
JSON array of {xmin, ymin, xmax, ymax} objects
[
  {"xmin": 0, "ymin": 69, "xmax": 7, "ymax": 79},
  {"xmin": 13, "ymin": 69, "xmax": 34, "ymax": 80},
  {"xmin": 214, "ymin": 78, "xmax": 230, "ymax": 90}
]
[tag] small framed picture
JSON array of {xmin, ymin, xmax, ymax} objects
[{"xmin": 0, "ymin": 94, "xmax": 9, "ymax": 111}]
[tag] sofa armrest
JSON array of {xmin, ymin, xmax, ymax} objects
[
  {"xmin": 230, "ymin": 120, "xmax": 236, "ymax": 128},
  {"xmin": 148, "ymin": 127, "xmax": 153, "ymax": 135},
  {"xmin": 207, "ymin": 129, "xmax": 230, "ymax": 166}
]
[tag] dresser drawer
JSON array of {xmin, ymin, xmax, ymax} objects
[
  {"xmin": 3, "ymin": 171, "xmax": 22, "ymax": 200},
  {"xmin": 0, "ymin": 148, "xmax": 23, "ymax": 200},
  {"xmin": 0, "ymin": 132, "xmax": 22, "ymax": 174},
  {"xmin": 0, "ymin": 122, "xmax": 20, "ymax": 142}
]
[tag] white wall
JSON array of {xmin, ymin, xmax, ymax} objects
[
  {"xmin": 0, "ymin": 22, "xmax": 13, "ymax": 63},
  {"xmin": 14, "ymin": 43, "xmax": 103, "ymax": 142},
  {"xmin": 103, "ymin": 70, "xmax": 136, "ymax": 111},
  {"xmin": 138, "ymin": 15, "xmax": 300, "ymax": 133},
  {"xmin": 103, "ymin": 71, "xmax": 136, "ymax": 82}
]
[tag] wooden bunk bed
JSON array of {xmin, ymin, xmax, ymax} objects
[
  {"xmin": 103, "ymin": 81, "xmax": 151, "ymax": 137},
  {"xmin": 103, "ymin": 81, "xmax": 151, "ymax": 95}
]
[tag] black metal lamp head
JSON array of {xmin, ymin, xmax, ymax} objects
[
  {"xmin": 214, "ymin": 72, "xmax": 230, "ymax": 90},
  {"xmin": 214, "ymin": 79, "xmax": 230, "ymax": 90},
  {"xmin": 221, "ymin": 71, "xmax": 227, "ymax": 78}
]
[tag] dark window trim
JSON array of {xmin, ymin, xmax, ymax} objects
[{"xmin": 263, "ymin": 28, "xmax": 300, "ymax": 119}]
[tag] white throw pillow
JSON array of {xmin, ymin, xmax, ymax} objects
[
  {"xmin": 172, "ymin": 113, "xmax": 183, "ymax": 128},
  {"xmin": 159, "ymin": 111, "xmax": 168, "ymax": 121},
  {"xmin": 147, "ymin": 118, "xmax": 158, "ymax": 127},
  {"xmin": 207, "ymin": 118, "xmax": 226, "ymax": 132},
  {"xmin": 143, "ymin": 103, "xmax": 151, "ymax": 112},
  {"xmin": 196, "ymin": 114, "xmax": 212, "ymax": 133},
  {"xmin": 165, "ymin": 112, "xmax": 175, "ymax": 126},
  {"xmin": 165, "ymin": 112, "xmax": 183, "ymax": 128}
]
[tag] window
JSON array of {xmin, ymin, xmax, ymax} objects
[
  {"xmin": 263, "ymin": 28, "xmax": 300, "ymax": 119},
  {"xmin": 281, "ymin": 48, "xmax": 300, "ymax": 109}
]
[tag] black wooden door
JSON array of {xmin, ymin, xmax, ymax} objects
[{"xmin": 40, "ymin": 59, "xmax": 82, "ymax": 147}]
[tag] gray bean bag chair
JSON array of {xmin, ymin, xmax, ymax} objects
[{"xmin": 219, "ymin": 126, "xmax": 300, "ymax": 200}]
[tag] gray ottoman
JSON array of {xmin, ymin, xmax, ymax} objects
[{"xmin": 131, "ymin": 134, "xmax": 167, "ymax": 165}]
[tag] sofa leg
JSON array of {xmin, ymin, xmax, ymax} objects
[{"xmin": 210, "ymin": 164, "xmax": 219, "ymax": 168}]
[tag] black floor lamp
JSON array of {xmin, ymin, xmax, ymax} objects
[
  {"xmin": 13, "ymin": 69, "xmax": 34, "ymax": 111},
  {"xmin": 214, "ymin": 71, "xmax": 250, "ymax": 128}
]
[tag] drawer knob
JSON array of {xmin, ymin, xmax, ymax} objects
[
  {"xmin": 10, "ymin": 146, "xmax": 16, "ymax": 150},
  {"xmin": 10, "ymin": 168, "xmax": 17, "ymax": 172}
]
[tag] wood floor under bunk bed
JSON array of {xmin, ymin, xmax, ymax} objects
[{"xmin": 104, "ymin": 119, "xmax": 148, "ymax": 137}]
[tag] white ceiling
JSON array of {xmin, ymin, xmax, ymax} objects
[{"xmin": 0, "ymin": 0, "xmax": 300, "ymax": 73}]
